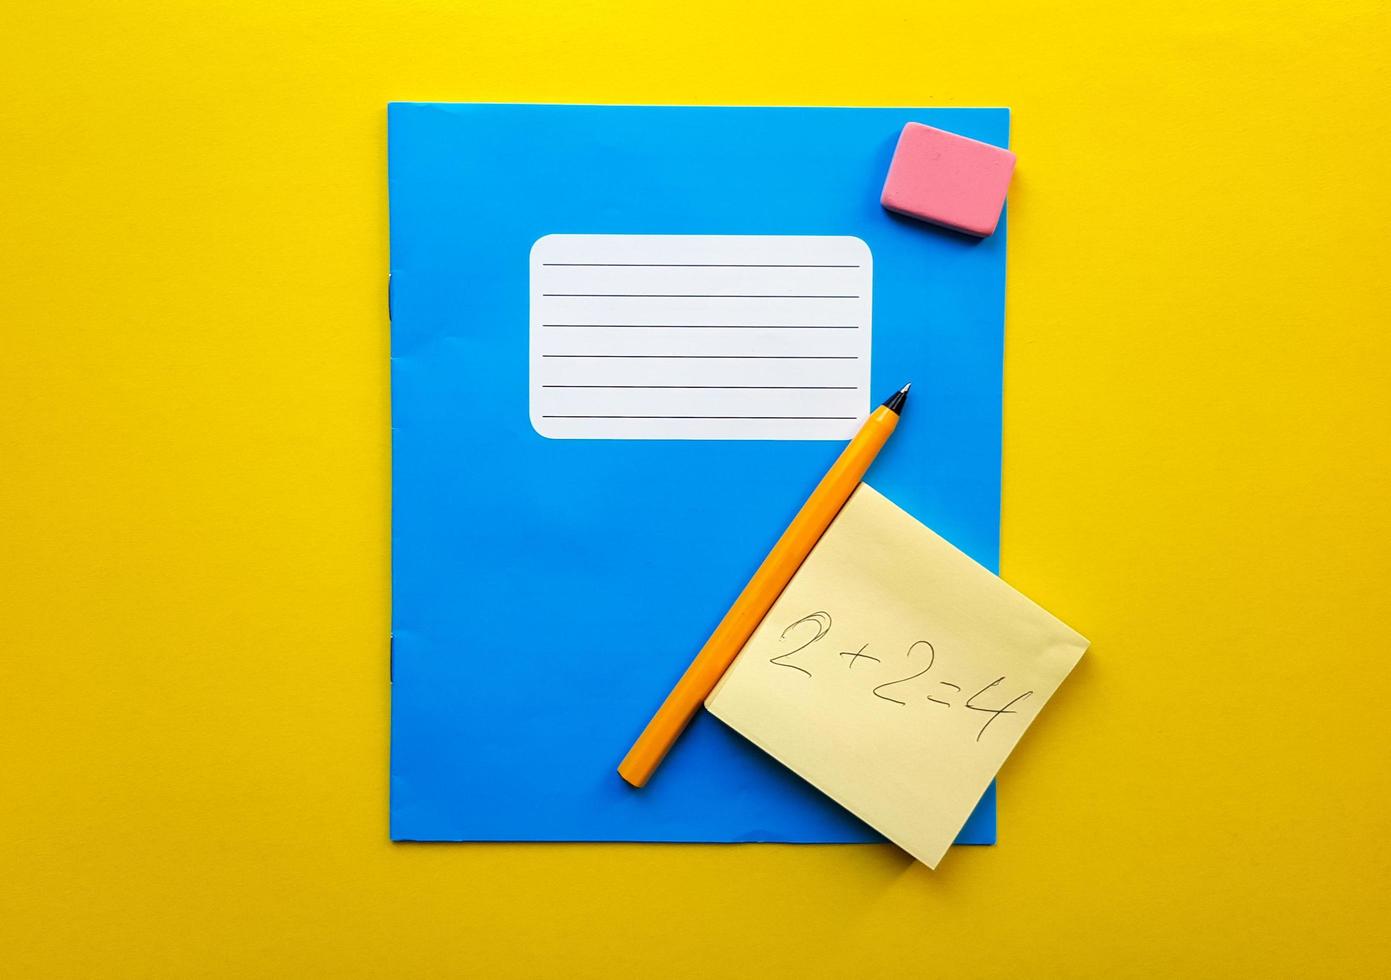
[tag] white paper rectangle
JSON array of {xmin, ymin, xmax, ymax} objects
[{"xmin": 529, "ymin": 235, "xmax": 872, "ymax": 440}]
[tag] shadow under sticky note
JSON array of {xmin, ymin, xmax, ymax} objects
[{"xmin": 389, "ymin": 103, "xmax": 1009, "ymax": 844}]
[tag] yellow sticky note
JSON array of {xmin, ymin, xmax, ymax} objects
[{"xmin": 706, "ymin": 483, "xmax": 1089, "ymax": 868}]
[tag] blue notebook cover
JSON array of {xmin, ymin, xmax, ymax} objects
[{"xmin": 389, "ymin": 103, "xmax": 1008, "ymax": 843}]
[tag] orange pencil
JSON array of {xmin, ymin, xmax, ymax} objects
[{"xmin": 618, "ymin": 383, "xmax": 912, "ymax": 787}]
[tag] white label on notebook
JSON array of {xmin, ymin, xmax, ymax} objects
[{"xmin": 529, "ymin": 235, "xmax": 872, "ymax": 440}]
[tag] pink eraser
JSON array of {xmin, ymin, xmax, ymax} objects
[{"xmin": 880, "ymin": 122, "xmax": 1016, "ymax": 237}]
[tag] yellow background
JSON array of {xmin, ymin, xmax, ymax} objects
[{"xmin": 3, "ymin": 1, "xmax": 1388, "ymax": 975}]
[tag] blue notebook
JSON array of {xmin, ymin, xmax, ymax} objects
[{"xmin": 389, "ymin": 103, "xmax": 1008, "ymax": 843}]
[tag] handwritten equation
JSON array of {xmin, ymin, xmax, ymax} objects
[{"xmin": 766, "ymin": 611, "xmax": 1035, "ymax": 742}]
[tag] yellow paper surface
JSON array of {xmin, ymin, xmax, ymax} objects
[
  {"xmin": 3, "ymin": 2, "xmax": 1387, "ymax": 973},
  {"xmin": 707, "ymin": 484, "xmax": 1088, "ymax": 868}
]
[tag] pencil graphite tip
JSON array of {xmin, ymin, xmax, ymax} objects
[{"xmin": 881, "ymin": 382, "xmax": 911, "ymax": 415}]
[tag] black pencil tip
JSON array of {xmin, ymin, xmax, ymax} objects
[{"xmin": 881, "ymin": 382, "xmax": 911, "ymax": 415}]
